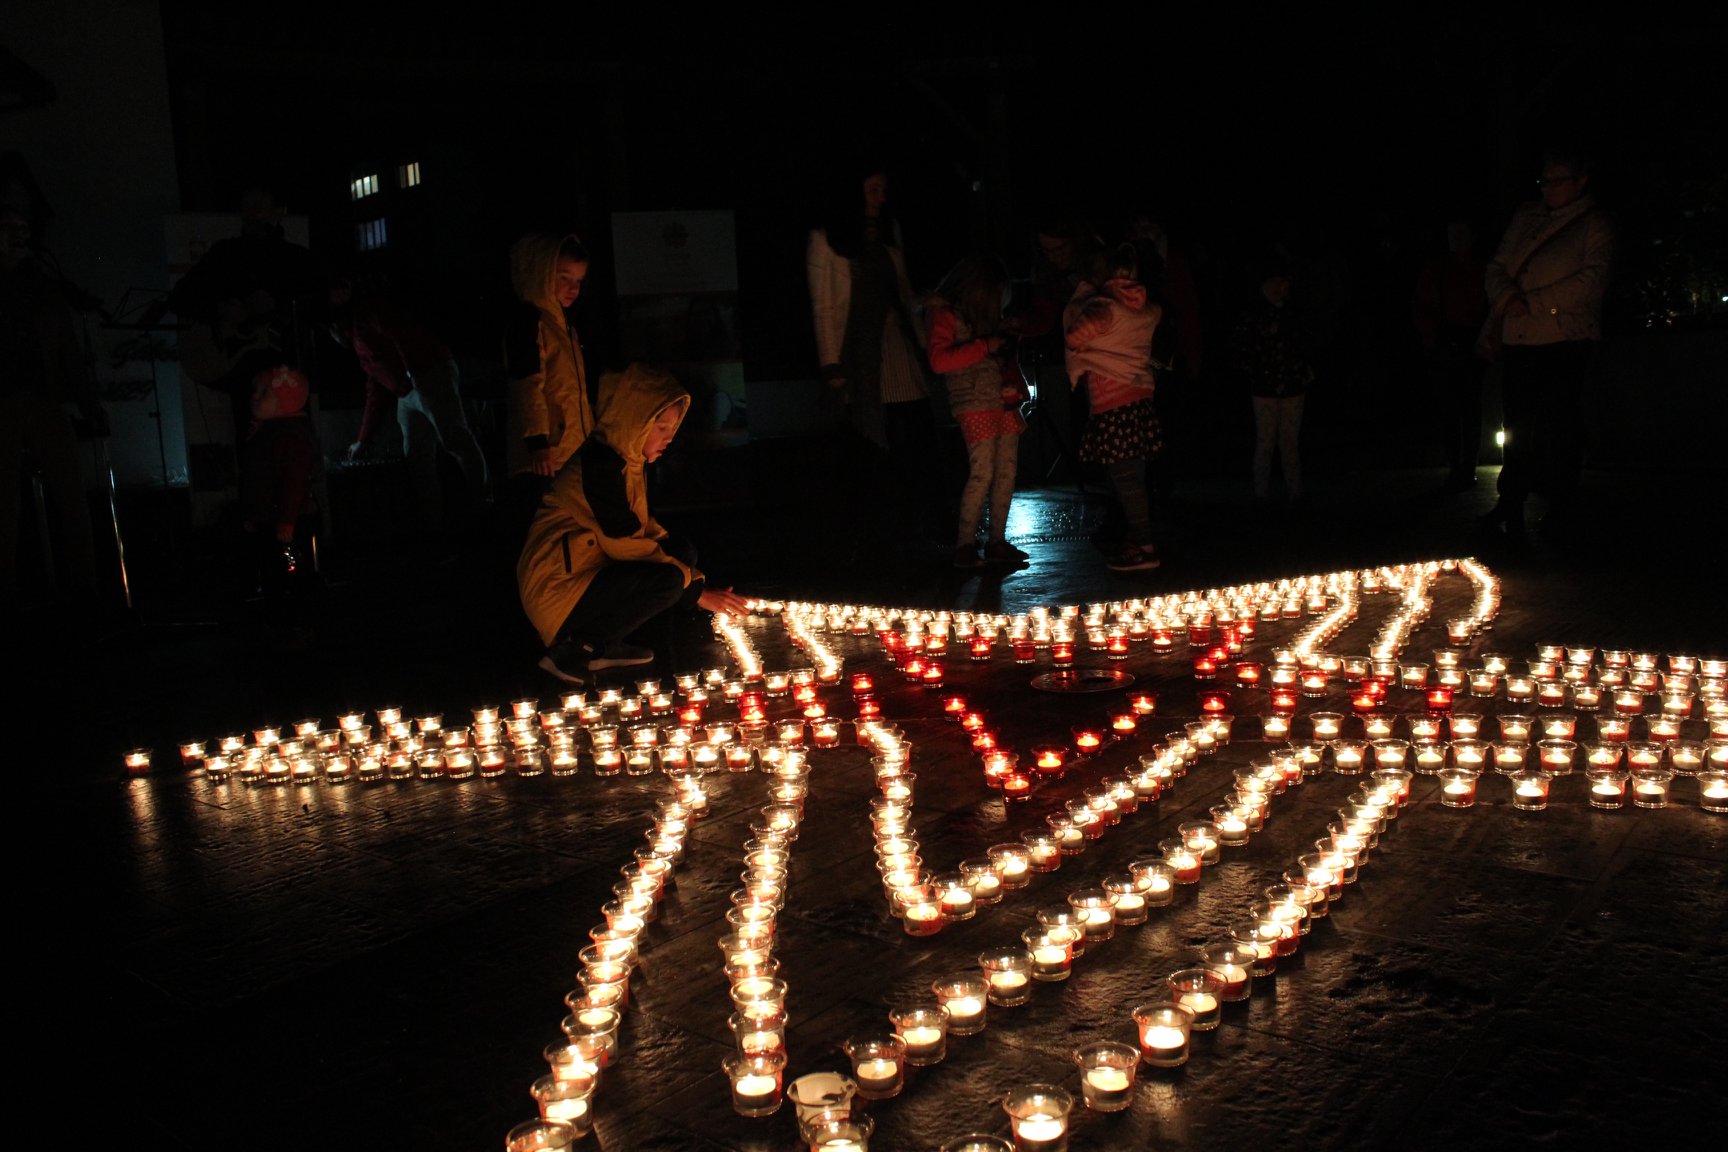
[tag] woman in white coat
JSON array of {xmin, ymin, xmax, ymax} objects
[{"xmin": 807, "ymin": 163, "xmax": 942, "ymax": 547}]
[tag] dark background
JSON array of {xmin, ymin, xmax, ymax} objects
[{"xmin": 152, "ymin": 9, "xmax": 1727, "ymax": 387}]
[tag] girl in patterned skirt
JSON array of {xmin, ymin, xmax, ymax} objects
[{"xmin": 1064, "ymin": 244, "xmax": 1164, "ymax": 571}]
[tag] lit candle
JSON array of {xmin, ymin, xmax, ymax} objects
[
  {"xmin": 1014, "ymin": 1115, "xmax": 1066, "ymax": 1144},
  {"xmin": 1142, "ymin": 1025, "xmax": 1186, "ymax": 1052},
  {"xmin": 854, "ymin": 1057, "xmax": 899, "ymax": 1092}
]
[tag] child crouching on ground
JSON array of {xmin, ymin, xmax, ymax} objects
[{"xmin": 518, "ymin": 363, "xmax": 750, "ymax": 686}]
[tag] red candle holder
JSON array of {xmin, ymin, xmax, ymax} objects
[
  {"xmin": 920, "ymin": 663, "xmax": 945, "ymax": 690},
  {"xmin": 1003, "ymin": 772, "xmax": 1033, "ymax": 801},
  {"xmin": 1051, "ymin": 641, "xmax": 1075, "ymax": 668},
  {"xmin": 901, "ymin": 656, "xmax": 927, "ymax": 683},
  {"xmin": 678, "ymin": 703, "xmax": 705, "ymax": 725},
  {"xmin": 1073, "ymin": 728, "xmax": 1105, "ymax": 756},
  {"xmin": 1199, "ymin": 690, "xmax": 1231, "ymax": 715},
  {"xmin": 740, "ymin": 704, "xmax": 767, "ymax": 725},
  {"xmin": 1151, "ymin": 629, "xmax": 1176, "ymax": 650},
  {"xmin": 924, "ymin": 634, "xmax": 947, "ymax": 653},
  {"xmin": 792, "ymin": 683, "xmax": 818, "ymax": 705},
  {"xmin": 851, "ymin": 673, "xmax": 875, "ymax": 696},
  {"xmin": 1031, "ymin": 744, "xmax": 1067, "ymax": 775},
  {"xmin": 969, "ymin": 636, "xmax": 993, "ymax": 662},
  {"xmin": 1350, "ymin": 691, "xmax": 1379, "ymax": 716},
  {"xmin": 941, "ymin": 695, "xmax": 968, "ymax": 721},
  {"xmin": 1193, "ymin": 654, "xmax": 1219, "ymax": 680},
  {"xmin": 1234, "ymin": 662, "xmax": 1264, "ymax": 688},
  {"xmin": 879, "ymin": 632, "xmax": 902, "ymax": 656},
  {"xmin": 1107, "ymin": 634, "xmax": 1131, "ymax": 661},
  {"xmin": 1188, "ymin": 622, "xmax": 1214, "ymax": 647},
  {"xmin": 1425, "ymin": 685, "xmax": 1454, "ymax": 712},
  {"xmin": 972, "ymin": 730, "xmax": 1000, "ymax": 753},
  {"xmin": 1269, "ymin": 687, "xmax": 1300, "ymax": 712},
  {"xmin": 982, "ymin": 750, "xmax": 1014, "ymax": 780},
  {"xmin": 961, "ymin": 711, "xmax": 987, "ymax": 733},
  {"xmin": 1109, "ymin": 710, "xmax": 1138, "ymax": 736},
  {"xmin": 855, "ymin": 696, "xmax": 882, "ymax": 721},
  {"xmin": 1222, "ymin": 626, "xmax": 1244, "ymax": 655},
  {"xmin": 802, "ymin": 701, "xmax": 827, "ymax": 720},
  {"xmin": 1011, "ymin": 636, "xmax": 1036, "ymax": 664}
]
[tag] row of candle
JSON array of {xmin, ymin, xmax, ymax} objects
[
  {"xmin": 1486, "ymin": 764, "xmax": 1728, "ymax": 811},
  {"xmin": 164, "ymin": 693, "xmax": 859, "ymax": 785},
  {"xmin": 514, "ymin": 781, "xmax": 712, "ymax": 1149},
  {"xmin": 718, "ymin": 753, "xmax": 818, "ymax": 1120},
  {"xmin": 771, "ymin": 560, "xmax": 1483, "ymax": 650},
  {"xmin": 524, "ymin": 606, "xmax": 762, "ymax": 1144},
  {"xmin": 950, "ymin": 688, "xmax": 1157, "ymax": 798}
]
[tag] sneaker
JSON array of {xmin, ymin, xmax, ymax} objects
[
  {"xmin": 587, "ymin": 641, "xmax": 655, "ymax": 671},
  {"xmin": 952, "ymin": 544, "xmax": 983, "ymax": 569},
  {"xmin": 984, "ymin": 540, "xmax": 1029, "ymax": 564},
  {"xmin": 1106, "ymin": 544, "xmax": 1162, "ymax": 572},
  {"xmin": 537, "ymin": 653, "xmax": 589, "ymax": 686}
]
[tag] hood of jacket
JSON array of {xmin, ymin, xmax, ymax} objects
[
  {"xmin": 509, "ymin": 232, "xmax": 581, "ymax": 318},
  {"xmin": 594, "ymin": 363, "xmax": 691, "ymax": 464}
]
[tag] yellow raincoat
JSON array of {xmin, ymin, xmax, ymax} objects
[
  {"xmin": 505, "ymin": 233, "xmax": 595, "ymax": 478},
  {"xmin": 517, "ymin": 365, "xmax": 701, "ymax": 647}
]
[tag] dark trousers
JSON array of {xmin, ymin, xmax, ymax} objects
[
  {"xmin": 554, "ymin": 535, "xmax": 700, "ymax": 652},
  {"xmin": 1497, "ymin": 341, "xmax": 1592, "ymax": 510},
  {"xmin": 241, "ymin": 415, "xmax": 316, "ymax": 540},
  {"xmin": 1427, "ymin": 328, "xmax": 1484, "ymax": 478}
]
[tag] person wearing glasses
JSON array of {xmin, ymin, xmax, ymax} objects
[{"xmin": 1478, "ymin": 149, "xmax": 1614, "ymax": 538}]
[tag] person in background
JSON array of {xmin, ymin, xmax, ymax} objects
[
  {"xmin": 240, "ymin": 360, "xmax": 317, "ymax": 581},
  {"xmin": 1479, "ymin": 148, "xmax": 1613, "ymax": 539},
  {"xmin": 806, "ymin": 160, "xmax": 939, "ymax": 551},
  {"xmin": 329, "ymin": 272, "xmax": 490, "ymax": 537},
  {"xmin": 162, "ymin": 184, "xmax": 326, "ymax": 452},
  {"xmin": 0, "ymin": 196, "xmax": 105, "ymax": 607},
  {"xmin": 1064, "ymin": 242, "xmax": 1165, "ymax": 572},
  {"xmin": 502, "ymin": 232, "xmax": 596, "ymax": 543},
  {"xmin": 926, "ymin": 253, "xmax": 1029, "ymax": 569},
  {"xmin": 1412, "ymin": 216, "xmax": 1489, "ymax": 494},
  {"xmin": 1234, "ymin": 262, "xmax": 1314, "ymax": 506},
  {"xmin": 520, "ymin": 363, "xmax": 749, "ymax": 687}
]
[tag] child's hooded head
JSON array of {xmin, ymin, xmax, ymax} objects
[{"xmin": 595, "ymin": 363, "xmax": 691, "ymax": 464}]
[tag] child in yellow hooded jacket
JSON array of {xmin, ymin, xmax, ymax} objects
[{"xmin": 518, "ymin": 363, "xmax": 749, "ymax": 684}]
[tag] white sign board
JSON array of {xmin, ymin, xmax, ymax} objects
[{"xmin": 611, "ymin": 210, "xmax": 737, "ymax": 297}]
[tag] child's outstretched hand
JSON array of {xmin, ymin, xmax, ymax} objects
[{"xmin": 698, "ymin": 585, "xmax": 752, "ymax": 618}]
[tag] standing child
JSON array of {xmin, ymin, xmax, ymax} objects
[
  {"xmin": 1064, "ymin": 243, "xmax": 1164, "ymax": 572},
  {"xmin": 241, "ymin": 361, "xmax": 318, "ymax": 588},
  {"xmin": 926, "ymin": 254, "xmax": 1028, "ymax": 569},
  {"xmin": 502, "ymin": 233, "xmax": 597, "ymax": 542},
  {"xmin": 1233, "ymin": 265, "xmax": 1313, "ymax": 504}
]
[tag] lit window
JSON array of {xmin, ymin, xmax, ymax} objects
[
  {"xmin": 356, "ymin": 218, "xmax": 388, "ymax": 251},
  {"xmin": 349, "ymin": 174, "xmax": 379, "ymax": 200},
  {"xmin": 398, "ymin": 162, "xmax": 421, "ymax": 188}
]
